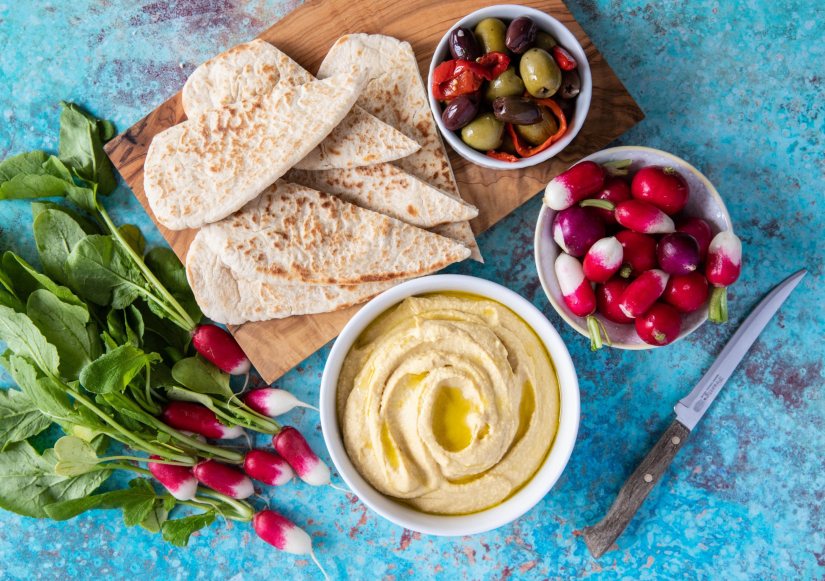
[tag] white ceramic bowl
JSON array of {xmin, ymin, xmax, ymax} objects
[
  {"xmin": 534, "ymin": 146, "xmax": 734, "ymax": 349},
  {"xmin": 320, "ymin": 275, "xmax": 580, "ymax": 536},
  {"xmin": 427, "ymin": 5, "xmax": 592, "ymax": 170}
]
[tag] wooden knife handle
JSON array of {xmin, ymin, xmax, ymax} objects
[{"xmin": 583, "ymin": 419, "xmax": 690, "ymax": 558}]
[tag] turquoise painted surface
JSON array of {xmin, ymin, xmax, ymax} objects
[{"xmin": 0, "ymin": 0, "xmax": 823, "ymax": 579}]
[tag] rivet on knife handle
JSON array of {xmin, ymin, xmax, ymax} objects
[{"xmin": 583, "ymin": 420, "xmax": 690, "ymax": 558}]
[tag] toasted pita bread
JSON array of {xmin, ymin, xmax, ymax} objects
[
  {"xmin": 318, "ymin": 34, "xmax": 482, "ymax": 261},
  {"xmin": 145, "ymin": 71, "xmax": 366, "ymax": 230},
  {"xmin": 286, "ymin": 164, "xmax": 478, "ymax": 228},
  {"xmin": 182, "ymin": 39, "xmax": 419, "ymax": 170}
]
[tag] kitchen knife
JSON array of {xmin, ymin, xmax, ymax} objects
[{"xmin": 583, "ymin": 268, "xmax": 807, "ymax": 558}]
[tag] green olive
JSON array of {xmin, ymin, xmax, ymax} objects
[
  {"xmin": 460, "ymin": 113, "xmax": 504, "ymax": 151},
  {"xmin": 534, "ymin": 31, "xmax": 558, "ymax": 52},
  {"xmin": 519, "ymin": 48, "xmax": 562, "ymax": 98},
  {"xmin": 515, "ymin": 106, "xmax": 559, "ymax": 146},
  {"xmin": 484, "ymin": 67, "xmax": 525, "ymax": 101},
  {"xmin": 473, "ymin": 18, "xmax": 508, "ymax": 53}
]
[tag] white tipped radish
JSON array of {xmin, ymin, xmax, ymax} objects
[
  {"xmin": 273, "ymin": 426, "xmax": 331, "ymax": 487},
  {"xmin": 706, "ymin": 231, "xmax": 742, "ymax": 323},
  {"xmin": 583, "ymin": 237, "xmax": 623, "ymax": 283},
  {"xmin": 148, "ymin": 456, "xmax": 198, "ymax": 501},
  {"xmin": 544, "ymin": 161, "xmax": 607, "ymax": 210},
  {"xmin": 244, "ymin": 449, "xmax": 294, "ymax": 486},
  {"xmin": 555, "ymin": 253, "xmax": 608, "ymax": 350},
  {"xmin": 243, "ymin": 388, "xmax": 317, "ymax": 417},
  {"xmin": 254, "ymin": 510, "xmax": 328, "ymax": 578},
  {"xmin": 193, "ymin": 459, "xmax": 254, "ymax": 499},
  {"xmin": 615, "ymin": 200, "xmax": 675, "ymax": 234},
  {"xmin": 162, "ymin": 401, "xmax": 245, "ymax": 440},
  {"xmin": 192, "ymin": 324, "xmax": 251, "ymax": 375},
  {"xmin": 618, "ymin": 269, "xmax": 670, "ymax": 319}
]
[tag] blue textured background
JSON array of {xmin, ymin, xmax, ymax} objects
[{"xmin": 1, "ymin": 1, "xmax": 823, "ymax": 579}]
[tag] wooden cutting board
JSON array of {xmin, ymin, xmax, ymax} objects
[{"xmin": 104, "ymin": 0, "xmax": 643, "ymax": 384}]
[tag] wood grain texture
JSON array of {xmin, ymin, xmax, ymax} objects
[
  {"xmin": 583, "ymin": 420, "xmax": 691, "ymax": 558},
  {"xmin": 104, "ymin": 0, "xmax": 644, "ymax": 383}
]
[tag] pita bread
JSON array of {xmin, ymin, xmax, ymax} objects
[
  {"xmin": 286, "ymin": 164, "xmax": 478, "ymax": 228},
  {"xmin": 185, "ymin": 236, "xmax": 402, "ymax": 324},
  {"xmin": 318, "ymin": 34, "xmax": 482, "ymax": 261},
  {"xmin": 144, "ymin": 70, "xmax": 366, "ymax": 230},
  {"xmin": 182, "ymin": 39, "xmax": 420, "ymax": 170}
]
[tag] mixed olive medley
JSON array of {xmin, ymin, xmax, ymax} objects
[{"xmin": 432, "ymin": 15, "xmax": 583, "ymax": 161}]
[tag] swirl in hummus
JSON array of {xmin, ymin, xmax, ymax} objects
[{"xmin": 337, "ymin": 293, "xmax": 560, "ymax": 515}]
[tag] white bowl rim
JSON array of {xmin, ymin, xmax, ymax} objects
[
  {"xmin": 426, "ymin": 4, "xmax": 593, "ymax": 170},
  {"xmin": 533, "ymin": 145, "xmax": 734, "ymax": 349},
  {"xmin": 320, "ymin": 274, "xmax": 580, "ymax": 536}
]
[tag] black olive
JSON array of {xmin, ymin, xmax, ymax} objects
[
  {"xmin": 492, "ymin": 97, "xmax": 543, "ymax": 125},
  {"xmin": 505, "ymin": 17, "xmax": 538, "ymax": 54},
  {"xmin": 449, "ymin": 27, "xmax": 482, "ymax": 61},
  {"xmin": 442, "ymin": 94, "xmax": 481, "ymax": 131}
]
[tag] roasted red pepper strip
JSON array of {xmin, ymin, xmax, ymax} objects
[
  {"xmin": 476, "ymin": 52, "xmax": 511, "ymax": 80},
  {"xmin": 507, "ymin": 99, "xmax": 568, "ymax": 158},
  {"xmin": 487, "ymin": 150, "xmax": 520, "ymax": 163},
  {"xmin": 551, "ymin": 46, "xmax": 578, "ymax": 71},
  {"xmin": 432, "ymin": 59, "xmax": 486, "ymax": 100}
]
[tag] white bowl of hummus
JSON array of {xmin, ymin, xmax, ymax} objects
[{"xmin": 320, "ymin": 274, "xmax": 579, "ymax": 536}]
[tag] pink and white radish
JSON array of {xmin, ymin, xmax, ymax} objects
[
  {"xmin": 615, "ymin": 230, "xmax": 658, "ymax": 277},
  {"xmin": 273, "ymin": 426, "xmax": 331, "ymax": 487},
  {"xmin": 705, "ymin": 231, "xmax": 742, "ymax": 323},
  {"xmin": 193, "ymin": 459, "xmax": 254, "ymax": 499},
  {"xmin": 631, "ymin": 166, "xmax": 689, "ymax": 215},
  {"xmin": 244, "ymin": 449, "xmax": 294, "ymax": 487},
  {"xmin": 162, "ymin": 401, "xmax": 245, "ymax": 440},
  {"xmin": 664, "ymin": 272, "xmax": 709, "ymax": 313},
  {"xmin": 555, "ymin": 253, "xmax": 608, "ymax": 350},
  {"xmin": 592, "ymin": 176, "xmax": 631, "ymax": 224},
  {"xmin": 253, "ymin": 510, "xmax": 328, "ymax": 577},
  {"xmin": 676, "ymin": 217, "xmax": 713, "ymax": 260},
  {"xmin": 148, "ymin": 455, "xmax": 198, "ymax": 501},
  {"xmin": 615, "ymin": 200, "xmax": 675, "ymax": 234},
  {"xmin": 596, "ymin": 278, "xmax": 634, "ymax": 324},
  {"xmin": 544, "ymin": 161, "xmax": 607, "ymax": 210},
  {"xmin": 243, "ymin": 389, "xmax": 317, "ymax": 417},
  {"xmin": 551, "ymin": 206, "xmax": 605, "ymax": 257},
  {"xmin": 583, "ymin": 237, "xmax": 623, "ymax": 283},
  {"xmin": 192, "ymin": 324, "xmax": 251, "ymax": 375},
  {"xmin": 635, "ymin": 302, "xmax": 682, "ymax": 346},
  {"xmin": 656, "ymin": 233, "xmax": 701, "ymax": 275},
  {"xmin": 618, "ymin": 269, "xmax": 670, "ymax": 319}
]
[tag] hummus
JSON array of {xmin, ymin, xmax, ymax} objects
[{"xmin": 337, "ymin": 293, "xmax": 560, "ymax": 515}]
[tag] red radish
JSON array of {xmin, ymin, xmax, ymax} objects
[
  {"xmin": 656, "ymin": 233, "xmax": 701, "ymax": 275},
  {"xmin": 677, "ymin": 217, "xmax": 713, "ymax": 260},
  {"xmin": 148, "ymin": 455, "xmax": 198, "ymax": 501},
  {"xmin": 706, "ymin": 231, "xmax": 742, "ymax": 323},
  {"xmin": 583, "ymin": 237, "xmax": 623, "ymax": 283},
  {"xmin": 635, "ymin": 303, "xmax": 682, "ymax": 346},
  {"xmin": 162, "ymin": 401, "xmax": 245, "ymax": 440},
  {"xmin": 592, "ymin": 177, "xmax": 631, "ymax": 224},
  {"xmin": 618, "ymin": 269, "xmax": 670, "ymax": 318},
  {"xmin": 615, "ymin": 230, "xmax": 657, "ymax": 277},
  {"xmin": 596, "ymin": 278, "xmax": 634, "ymax": 324},
  {"xmin": 664, "ymin": 272, "xmax": 709, "ymax": 313},
  {"xmin": 615, "ymin": 200, "xmax": 675, "ymax": 234},
  {"xmin": 552, "ymin": 206, "xmax": 605, "ymax": 257},
  {"xmin": 193, "ymin": 460, "xmax": 254, "ymax": 499},
  {"xmin": 631, "ymin": 166, "xmax": 689, "ymax": 215},
  {"xmin": 551, "ymin": 45, "xmax": 578, "ymax": 70},
  {"xmin": 192, "ymin": 324, "xmax": 251, "ymax": 375},
  {"xmin": 243, "ymin": 388, "xmax": 317, "ymax": 417},
  {"xmin": 555, "ymin": 253, "xmax": 608, "ymax": 350},
  {"xmin": 244, "ymin": 449, "xmax": 295, "ymax": 486},
  {"xmin": 273, "ymin": 427, "xmax": 331, "ymax": 486},
  {"xmin": 253, "ymin": 510, "xmax": 328, "ymax": 577},
  {"xmin": 544, "ymin": 161, "xmax": 606, "ymax": 210}
]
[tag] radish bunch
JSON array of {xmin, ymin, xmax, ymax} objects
[{"xmin": 546, "ymin": 161, "xmax": 742, "ymax": 347}]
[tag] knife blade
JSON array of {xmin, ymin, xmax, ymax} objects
[{"xmin": 582, "ymin": 269, "xmax": 807, "ymax": 559}]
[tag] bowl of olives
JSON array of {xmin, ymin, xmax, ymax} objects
[{"xmin": 427, "ymin": 5, "xmax": 592, "ymax": 170}]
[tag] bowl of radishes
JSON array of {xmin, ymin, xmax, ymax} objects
[{"xmin": 535, "ymin": 146, "xmax": 742, "ymax": 349}]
